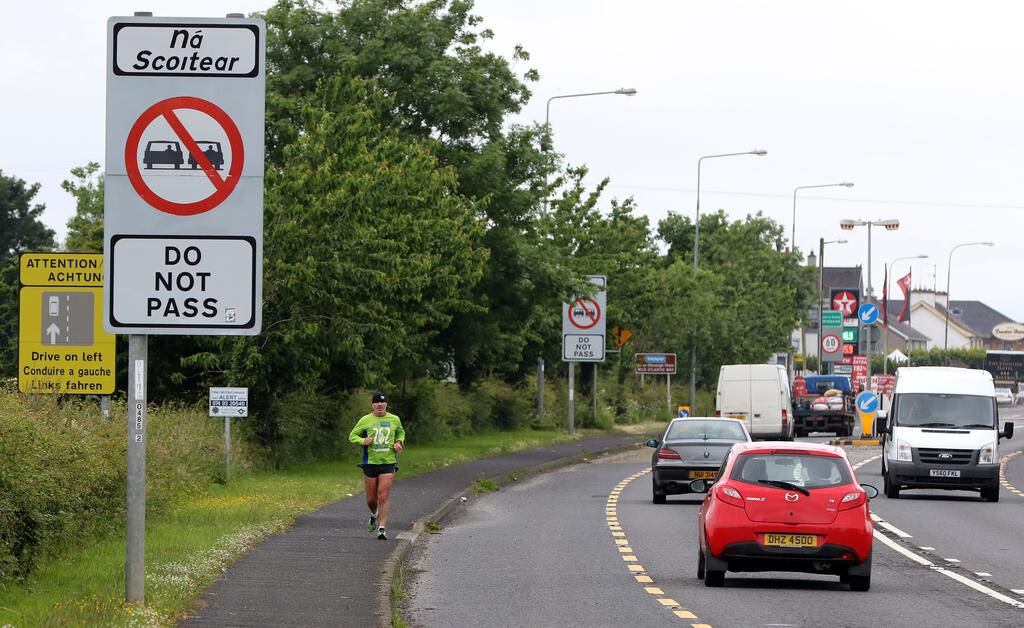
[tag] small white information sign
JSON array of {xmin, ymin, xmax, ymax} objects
[{"xmin": 209, "ymin": 386, "xmax": 248, "ymax": 417}]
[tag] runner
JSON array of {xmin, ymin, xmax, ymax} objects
[{"xmin": 349, "ymin": 392, "xmax": 405, "ymax": 540}]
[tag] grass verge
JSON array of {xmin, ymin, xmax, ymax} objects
[{"xmin": 0, "ymin": 428, "xmax": 602, "ymax": 626}]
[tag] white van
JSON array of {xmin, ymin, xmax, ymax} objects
[
  {"xmin": 877, "ymin": 366, "xmax": 1014, "ymax": 502},
  {"xmin": 715, "ymin": 364, "xmax": 794, "ymax": 440}
]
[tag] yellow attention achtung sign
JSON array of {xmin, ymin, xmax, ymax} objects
[{"xmin": 19, "ymin": 253, "xmax": 116, "ymax": 394}]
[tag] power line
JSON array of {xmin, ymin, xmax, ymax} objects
[{"xmin": 606, "ymin": 183, "xmax": 1024, "ymax": 211}]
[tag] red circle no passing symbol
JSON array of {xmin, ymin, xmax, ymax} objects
[
  {"xmin": 569, "ymin": 296, "xmax": 601, "ymax": 330},
  {"xmin": 124, "ymin": 96, "xmax": 244, "ymax": 216}
]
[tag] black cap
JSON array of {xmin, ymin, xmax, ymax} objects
[{"xmin": 372, "ymin": 392, "xmax": 387, "ymax": 403}]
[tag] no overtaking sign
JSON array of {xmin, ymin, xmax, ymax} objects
[{"xmin": 104, "ymin": 16, "xmax": 265, "ymax": 335}]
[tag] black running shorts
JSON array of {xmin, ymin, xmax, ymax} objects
[{"xmin": 361, "ymin": 463, "xmax": 397, "ymax": 478}]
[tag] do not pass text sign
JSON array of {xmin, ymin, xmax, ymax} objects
[
  {"xmin": 562, "ymin": 275, "xmax": 606, "ymax": 362},
  {"xmin": 104, "ymin": 16, "xmax": 265, "ymax": 335}
]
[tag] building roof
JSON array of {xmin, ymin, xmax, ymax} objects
[
  {"xmin": 822, "ymin": 266, "xmax": 862, "ymax": 291},
  {"xmin": 934, "ymin": 301, "xmax": 1018, "ymax": 339}
]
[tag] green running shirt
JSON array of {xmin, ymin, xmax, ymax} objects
[{"xmin": 349, "ymin": 412, "xmax": 405, "ymax": 465}]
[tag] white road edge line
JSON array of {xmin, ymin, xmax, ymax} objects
[{"xmin": 857, "ymin": 454, "xmax": 1024, "ymax": 609}]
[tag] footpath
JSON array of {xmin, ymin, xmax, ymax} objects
[{"xmin": 180, "ymin": 433, "xmax": 641, "ymax": 628}]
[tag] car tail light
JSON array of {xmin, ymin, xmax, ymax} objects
[
  {"xmin": 839, "ymin": 491, "xmax": 865, "ymax": 510},
  {"xmin": 657, "ymin": 448, "xmax": 681, "ymax": 460},
  {"xmin": 782, "ymin": 409, "xmax": 788, "ymax": 427},
  {"xmin": 716, "ymin": 485, "xmax": 744, "ymax": 508},
  {"xmin": 715, "ymin": 410, "xmax": 721, "ymax": 417}
]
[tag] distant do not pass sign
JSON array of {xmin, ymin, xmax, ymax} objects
[
  {"xmin": 104, "ymin": 16, "xmax": 265, "ymax": 336},
  {"xmin": 562, "ymin": 276, "xmax": 607, "ymax": 362}
]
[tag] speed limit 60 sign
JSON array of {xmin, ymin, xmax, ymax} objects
[{"xmin": 821, "ymin": 332, "xmax": 843, "ymax": 362}]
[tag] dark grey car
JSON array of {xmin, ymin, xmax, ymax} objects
[{"xmin": 646, "ymin": 418, "xmax": 752, "ymax": 503}]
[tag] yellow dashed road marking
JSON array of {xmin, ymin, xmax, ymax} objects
[
  {"xmin": 1000, "ymin": 451, "xmax": 1022, "ymax": 498},
  {"xmin": 607, "ymin": 467, "xmax": 711, "ymax": 626}
]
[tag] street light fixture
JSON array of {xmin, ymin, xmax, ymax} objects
[
  {"xmin": 943, "ymin": 241, "xmax": 995, "ymax": 350},
  {"xmin": 792, "ymin": 182, "xmax": 853, "ymax": 255},
  {"xmin": 883, "ymin": 254, "xmax": 928, "ymax": 374},
  {"xmin": 689, "ymin": 149, "xmax": 768, "ymax": 409},
  {"xmin": 837, "ymin": 218, "xmax": 900, "ymax": 394},
  {"xmin": 817, "ymin": 238, "xmax": 848, "ymax": 372},
  {"xmin": 543, "ymin": 88, "xmax": 638, "ymax": 212}
]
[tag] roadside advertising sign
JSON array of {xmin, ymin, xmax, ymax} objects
[
  {"xmin": 830, "ymin": 289, "xmax": 859, "ymax": 318},
  {"xmin": 209, "ymin": 386, "xmax": 248, "ymax": 417},
  {"xmin": 852, "ymin": 355, "xmax": 869, "ymax": 389},
  {"xmin": 635, "ymin": 353, "xmax": 677, "ymax": 375},
  {"xmin": 562, "ymin": 275, "xmax": 606, "ymax": 362},
  {"xmin": 104, "ymin": 16, "xmax": 265, "ymax": 335},
  {"xmin": 18, "ymin": 253, "xmax": 116, "ymax": 394},
  {"xmin": 871, "ymin": 374, "xmax": 895, "ymax": 395}
]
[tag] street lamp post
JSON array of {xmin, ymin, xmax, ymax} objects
[
  {"xmin": 883, "ymin": 254, "xmax": 928, "ymax": 374},
  {"xmin": 792, "ymin": 182, "xmax": 853, "ymax": 255},
  {"xmin": 839, "ymin": 218, "xmax": 900, "ymax": 394},
  {"xmin": 689, "ymin": 149, "xmax": 767, "ymax": 409},
  {"xmin": 543, "ymin": 88, "xmax": 637, "ymax": 213},
  {"xmin": 542, "ymin": 87, "xmax": 635, "ymax": 432},
  {"xmin": 943, "ymin": 241, "xmax": 995, "ymax": 350},
  {"xmin": 817, "ymin": 238, "xmax": 848, "ymax": 373}
]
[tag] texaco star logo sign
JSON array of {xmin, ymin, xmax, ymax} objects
[{"xmin": 832, "ymin": 291, "xmax": 858, "ymax": 317}]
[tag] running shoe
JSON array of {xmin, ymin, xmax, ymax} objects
[
  {"xmin": 377, "ymin": 527, "xmax": 387, "ymax": 540},
  {"xmin": 367, "ymin": 514, "xmax": 378, "ymax": 533}
]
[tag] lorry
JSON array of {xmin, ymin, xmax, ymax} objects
[{"xmin": 792, "ymin": 374, "xmax": 856, "ymax": 437}]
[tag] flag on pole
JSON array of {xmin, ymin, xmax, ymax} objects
[
  {"xmin": 881, "ymin": 264, "xmax": 888, "ymax": 328},
  {"xmin": 897, "ymin": 271, "xmax": 912, "ymax": 323}
]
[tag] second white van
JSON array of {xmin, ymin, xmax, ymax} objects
[
  {"xmin": 877, "ymin": 366, "xmax": 1014, "ymax": 501},
  {"xmin": 715, "ymin": 364, "xmax": 794, "ymax": 440}
]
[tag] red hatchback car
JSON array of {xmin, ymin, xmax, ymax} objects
[{"xmin": 693, "ymin": 442, "xmax": 878, "ymax": 591}]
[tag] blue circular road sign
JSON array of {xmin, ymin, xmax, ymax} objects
[
  {"xmin": 856, "ymin": 391, "xmax": 879, "ymax": 414},
  {"xmin": 858, "ymin": 303, "xmax": 879, "ymax": 325}
]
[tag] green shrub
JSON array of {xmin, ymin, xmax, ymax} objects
[{"xmin": 0, "ymin": 390, "xmax": 260, "ymax": 584}]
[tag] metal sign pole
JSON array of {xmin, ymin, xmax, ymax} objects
[
  {"xmin": 224, "ymin": 415, "xmax": 231, "ymax": 482},
  {"xmin": 126, "ymin": 334, "xmax": 147, "ymax": 602},
  {"xmin": 593, "ymin": 364, "xmax": 598, "ymax": 422},
  {"xmin": 568, "ymin": 362, "xmax": 575, "ymax": 435},
  {"xmin": 667, "ymin": 373, "xmax": 672, "ymax": 414},
  {"xmin": 537, "ymin": 357, "xmax": 544, "ymax": 422}
]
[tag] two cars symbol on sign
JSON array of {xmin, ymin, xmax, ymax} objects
[
  {"xmin": 822, "ymin": 334, "xmax": 841, "ymax": 353},
  {"xmin": 125, "ymin": 96, "xmax": 244, "ymax": 216},
  {"xmin": 569, "ymin": 296, "xmax": 601, "ymax": 330}
]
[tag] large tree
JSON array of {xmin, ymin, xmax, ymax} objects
[
  {"xmin": 61, "ymin": 162, "xmax": 104, "ymax": 254},
  {"xmin": 260, "ymin": 0, "xmax": 557, "ymax": 386},
  {"xmin": 195, "ymin": 76, "xmax": 487, "ymax": 449},
  {"xmin": 655, "ymin": 209, "xmax": 816, "ymax": 388},
  {"xmin": 0, "ymin": 171, "xmax": 56, "ymax": 377}
]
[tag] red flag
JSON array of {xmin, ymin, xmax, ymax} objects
[
  {"xmin": 881, "ymin": 264, "xmax": 888, "ymax": 328},
  {"xmin": 897, "ymin": 271, "xmax": 912, "ymax": 323}
]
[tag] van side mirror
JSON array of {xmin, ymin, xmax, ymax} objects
[
  {"xmin": 645, "ymin": 438, "xmax": 659, "ymax": 448},
  {"xmin": 1000, "ymin": 422, "xmax": 1014, "ymax": 440}
]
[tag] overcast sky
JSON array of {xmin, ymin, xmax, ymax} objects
[{"xmin": 5, "ymin": 1, "xmax": 1023, "ymax": 323}]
